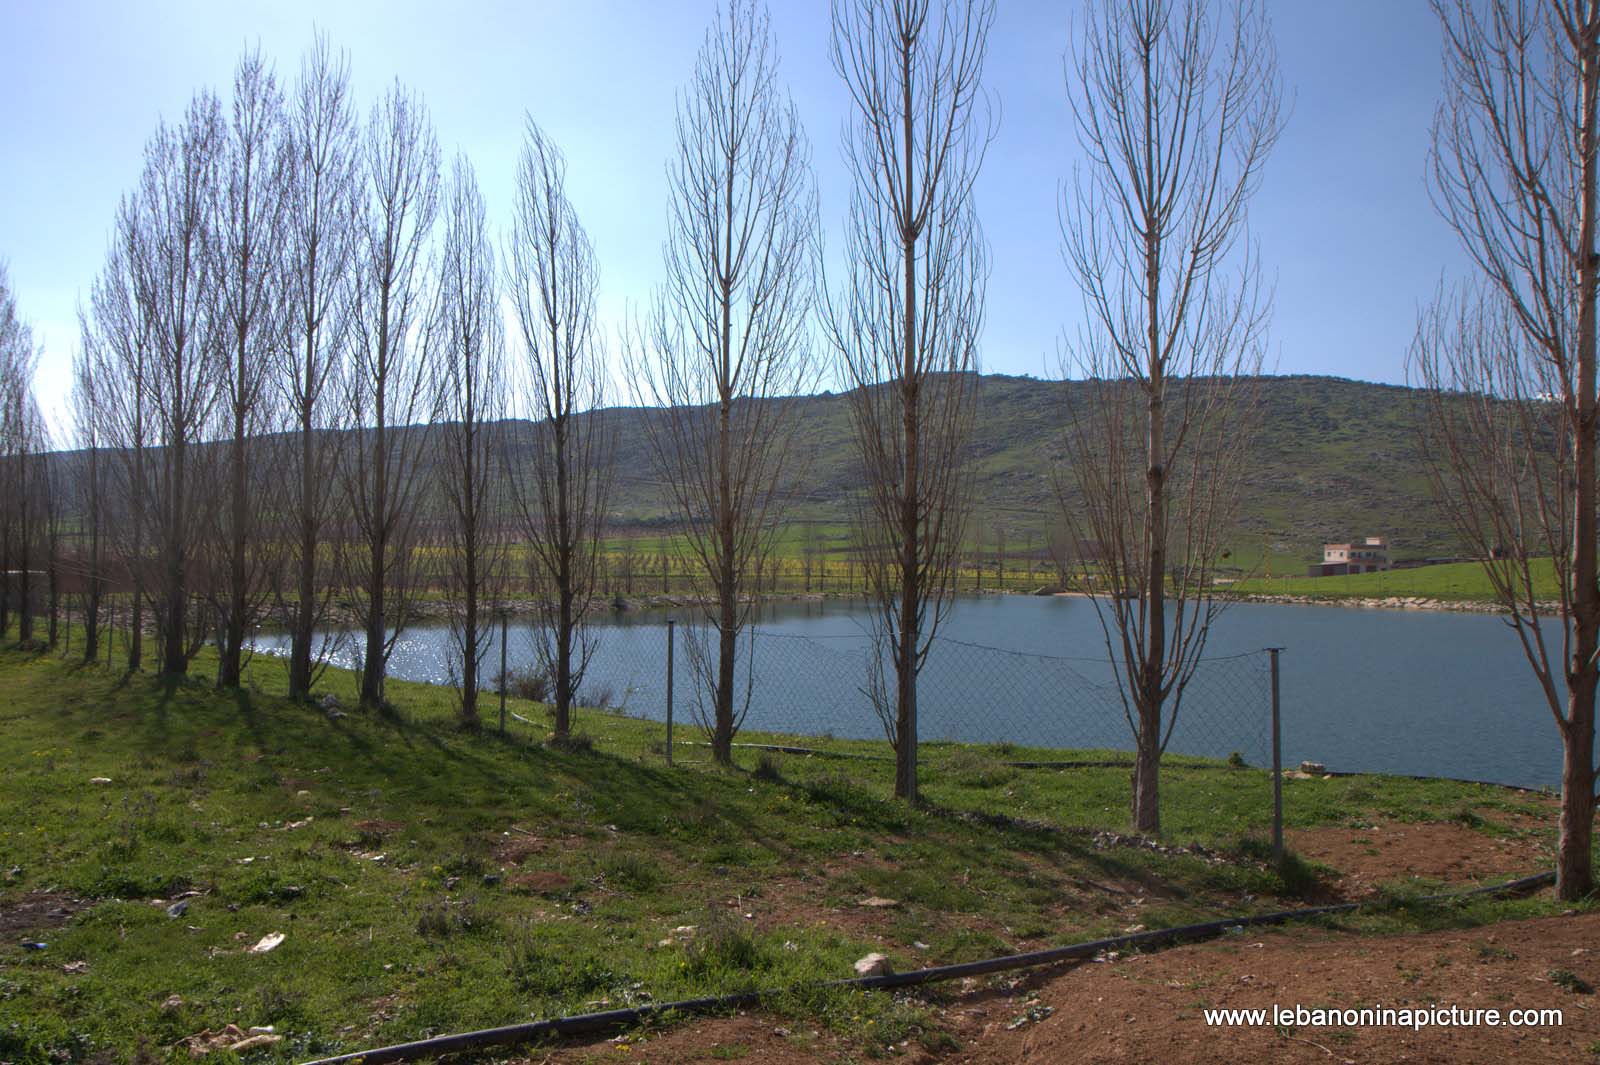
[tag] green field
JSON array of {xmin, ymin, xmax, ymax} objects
[
  {"xmin": 0, "ymin": 631, "xmax": 1574, "ymax": 1063},
  {"xmin": 1227, "ymin": 558, "xmax": 1560, "ymax": 604}
]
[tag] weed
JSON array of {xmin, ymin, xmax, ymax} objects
[
  {"xmin": 684, "ymin": 912, "xmax": 769, "ymax": 980},
  {"xmin": 549, "ymin": 732, "xmax": 594, "ymax": 754},
  {"xmin": 602, "ymin": 852, "xmax": 663, "ymax": 894},
  {"xmin": 416, "ymin": 896, "xmax": 492, "ymax": 938},
  {"xmin": 499, "ymin": 667, "xmax": 550, "ymax": 703},
  {"xmin": 754, "ymin": 751, "xmax": 784, "ymax": 783},
  {"xmin": 506, "ymin": 922, "xmax": 619, "ymax": 999},
  {"xmin": 940, "ymin": 749, "xmax": 1016, "ymax": 789},
  {"xmin": 1550, "ymin": 968, "xmax": 1595, "ymax": 995}
]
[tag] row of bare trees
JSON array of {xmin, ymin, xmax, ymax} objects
[
  {"xmin": 58, "ymin": 40, "xmax": 616, "ymax": 732},
  {"xmin": 23, "ymin": 0, "xmax": 1589, "ymax": 903},
  {"xmin": 7, "ymin": 0, "xmax": 1281, "ymax": 826}
]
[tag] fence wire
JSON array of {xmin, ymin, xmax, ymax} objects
[{"xmin": 496, "ymin": 620, "xmax": 1275, "ymax": 773}]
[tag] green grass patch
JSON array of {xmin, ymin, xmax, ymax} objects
[{"xmin": 0, "ymin": 629, "xmax": 1573, "ymax": 1063}]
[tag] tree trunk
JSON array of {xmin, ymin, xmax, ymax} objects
[
  {"xmin": 555, "ymin": 587, "xmax": 574, "ymax": 737},
  {"xmin": 1562, "ymin": 22, "xmax": 1600, "ymax": 902},
  {"xmin": 461, "ymin": 552, "xmax": 480, "ymax": 728},
  {"xmin": 1559, "ymin": 681, "xmax": 1597, "ymax": 899},
  {"xmin": 1132, "ymin": 698, "xmax": 1162, "ymax": 834},
  {"xmin": 714, "ymin": 561, "xmax": 737, "ymax": 765},
  {"xmin": 360, "ymin": 382, "xmax": 389, "ymax": 709},
  {"xmin": 163, "ymin": 438, "xmax": 187, "ymax": 675},
  {"xmin": 219, "ymin": 408, "xmax": 248, "ymax": 688},
  {"xmin": 289, "ymin": 395, "xmax": 316, "ymax": 699}
]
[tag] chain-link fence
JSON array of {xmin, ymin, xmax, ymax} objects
[{"xmin": 491, "ymin": 616, "xmax": 1286, "ymax": 845}]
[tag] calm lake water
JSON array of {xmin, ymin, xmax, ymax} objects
[{"xmin": 253, "ymin": 596, "xmax": 1568, "ymax": 789}]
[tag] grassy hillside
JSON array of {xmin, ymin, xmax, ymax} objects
[
  {"xmin": 0, "ymin": 633, "xmax": 1572, "ymax": 1062},
  {"xmin": 578, "ymin": 374, "xmax": 1456, "ymax": 570},
  {"xmin": 44, "ymin": 374, "xmax": 1457, "ymax": 580}
]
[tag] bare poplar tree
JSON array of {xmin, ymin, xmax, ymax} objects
[
  {"xmin": 71, "ymin": 318, "xmax": 109, "ymax": 663},
  {"xmin": 209, "ymin": 47, "xmax": 289, "ymax": 688},
  {"xmin": 90, "ymin": 208, "xmax": 155, "ymax": 670},
  {"xmin": 131, "ymin": 92, "xmax": 226, "ymax": 675},
  {"xmin": 1415, "ymin": 0, "xmax": 1600, "ymax": 900},
  {"xmin": 0, "ymin": 268, "xmax": 43, "ymax": 642},
  {"xmin": 507, "ymin": 120, "xmax": 614, "ymax": 739},
  {"xmin": 630, "ymin": 0, "xmax": 818, "ymax": 764},
  {"xmin": 828, "ymin": 0, "xmax": 993, "ymax": 801},
  {"xmin": 342, "ymin": 82, "xmax": 441, "ymax": 709},
  {"xmin": 434, "ymin": 153, "xmax": 504, "ymax": 729},
  {"xmin": 1060, "ymin": 0, "xmax": 1281, "ymax": 834},
  {"xmin": 281, "ymin": 36, "xmax": 361, "ymax": 700}
]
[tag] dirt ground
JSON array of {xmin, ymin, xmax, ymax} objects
[
  {"xmin": 1287, "ymin": 817, "xmax": 1552, "ymax": 899},
  {"xmin": 521, "ymin": 819, "xmax": 1590, "ymax": 1065}
]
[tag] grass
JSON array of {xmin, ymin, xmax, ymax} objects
[
  {"xmin": 1227, "ymin": 558, "xmax": 1560, "ymax": 604},
  {"xmin": 0, "ymin": 628, "xmax": 1577, "ymax": 1063}
]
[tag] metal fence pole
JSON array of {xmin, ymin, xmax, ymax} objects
[
  {"xmin": 1268, "ymin": 646, "xmax": 1284, "ymax": 866},
  {"xmin": 666, "ymin": 619, "xmax": 675, "ymax": 766},
  {"xmin": 499, "ymin": 612, "xmax": 509, "ymax": 736}
]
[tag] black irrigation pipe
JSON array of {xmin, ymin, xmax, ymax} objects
[
  {"xmin": 697, "ymin": 744, "xmax": 1560, "ymax": 791},
  {"xmin": 678, "ymin": 743, "xmax": 1250, "ymax": 772},
  {"xmin": 1316, "ymin": 767, "xmax": 1553, "ymax": 795},
  {"xmin": 297, "ymin": 869, "xmax": 1555, "ymax": 1065}
]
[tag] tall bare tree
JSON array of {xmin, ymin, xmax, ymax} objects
[
  {"xmin": 630, "ymin": 0, "xmax": 817, "ymax": 764},
  {"xmin": 131, "ymin": 92, "xmax": 226, "ymax": 675},
  {"xmin": 282, "ymin": 36, "xmax": 361, "ymax": 700},
  {"xmin": 342, "ymin": 82, "xmax": 441, "ymax": 709},
  {"xmin": 90, "ymin": 206, "xmax": 155, "ymax": 670},
  {"xmin": 507, "ymin": 120, "xmax": 614, "ymax": 739},
  {"xmin": 209, "ymin": 47, "xmax": 289, "ymax": 688},
  {"xmin": 1060, "ymin": 0, "xmax": 1280, "ymax": 834},
  {"xmin": 1416, "ymin": 0, "xmax": 1600, "ymax": 900},
  {"xmin": 435, "ymin": 153, "xmax": 505, "ymax": 729},
  {"xmin": 0, "ymin": 267, "xmax": 43, "ymax": 643},
  {"xmin": 71, "ymin": 317, "xmax": 109, "ymax": 663},
  {"xmin": 828, "ymin": 0, "xmax": 993, "ymax": 801}
]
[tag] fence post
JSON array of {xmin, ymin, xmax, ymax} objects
[
  {"xmin": 499, "ymin": 612, "xmax": 509, "ymax": 736},
  {"xmin": 1268, "ymin": 646, "xmax": 1284, "ymax": 866},
  {"xmin": 666, "ymin": 618, "xmax": 675, "ymax": 766}
]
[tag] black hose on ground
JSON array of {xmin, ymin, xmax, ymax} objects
[{"xmin": 296, "ymin": 869, "xmax": 1555, "ymax": 1065}]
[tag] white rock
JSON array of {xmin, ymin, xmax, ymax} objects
[{"xmin": 853, "ymin": 952, "xmax": 893, "ymax": 977}]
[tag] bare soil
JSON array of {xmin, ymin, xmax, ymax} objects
[
  {"xmin": 1289, "ymin": 817, "xmax": 1552, "ymax": 899},
  {"xmin": 0, "ymin": 890, "xmax": 89, "ymax": 937}
]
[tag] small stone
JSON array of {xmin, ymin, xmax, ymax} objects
[
  {"xmin": 166, "ymin": 900, "xmax": 189, "ymax": 918},
  {"xmin": 61, "ymin": 960, "xmax": 89, "ymax": 975},
  {"xmin": 319, "ymin": 694, "xmax": 341, "ymax": 711},
  {"xmin": 854, "ymin": 952, "xmax": 894, "ymax": 977},
  {"xmin": 89, "ymin": 777, "xmax": 112, "ymax": 785},
  {"xmin": 857, "ymin": 897, "xmax": 900, "ymax": 909},
  {"xmin": 161, "ymin": 994, "xmax": 184, "ymax": 1011}
]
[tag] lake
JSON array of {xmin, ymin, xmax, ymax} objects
[{"xmin": 251, "ymin": 596, "xmax": 1568, "ymax": 789}]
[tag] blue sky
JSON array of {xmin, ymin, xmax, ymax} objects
[{"xmin": 1, "ymin": 1, "xmax": 1460, "ymax": 427}]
